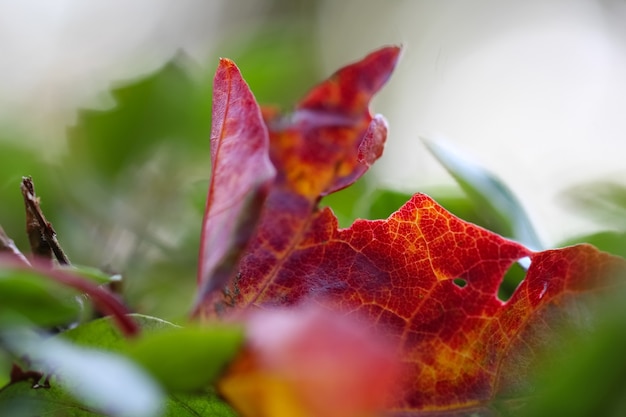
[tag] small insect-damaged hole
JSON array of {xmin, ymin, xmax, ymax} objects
[
  {"xmin": 453, "ymin": 278, "xmax": 467, "ymax": 288},
  {"xmin": 498, "ymin": 257, "xmax": 531, "ymax": 302}
]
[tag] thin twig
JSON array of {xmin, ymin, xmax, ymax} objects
[{"xmin": 20, "ymin": 177, "xmax": 70, "ymax": 265}]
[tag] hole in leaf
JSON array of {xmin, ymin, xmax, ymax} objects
[
  {"xmin": 498, "ymin": 257, "xmax": 530, "ymax": 302},
  {"xmin": 453, "ymin": 278, "xmax": 467, "ymax": 288}
]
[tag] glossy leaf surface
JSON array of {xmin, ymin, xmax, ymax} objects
[{"xmin": 196, "ymin": 47, "xmax": 625, "ymax": 414}]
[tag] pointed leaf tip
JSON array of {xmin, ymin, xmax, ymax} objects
[
  {"xmin": 197, "ymin": 57, "xmax": 276, "ymax": 299},
  {"xmin": 297, "ymin": 45, "xmax": 401, "ymax": 116}
]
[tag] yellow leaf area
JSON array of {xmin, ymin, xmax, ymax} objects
[{"xmin": 269, "ymin": 124, "xmax": 365, "ymax": 197}]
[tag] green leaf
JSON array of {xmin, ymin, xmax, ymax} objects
[
  {"xmin": 60, "ymin": 264, "xmax": 122, "ymax": 285},
  {"xmin": 367, "ymin": 188, "xmax": 415, "ymax": 220},
  {"xmin": 320, "ymin": 177, "xmax": 371, "ymax": 227},
  {"xmin": 67, "ymin": 56, "xmax": 210, "ymax": 179},
  {"xmin": 0, "ymin": 350, "xmax": 10, "ymax": 388},
  {"xmin": 165, "ymin": 390, "xmax": 238, "ymax": 417},
  {"xmin": 224, "ymin": 24, "xmax": 318, "ymax": 107},
  {"xmin": 63, "ymin": 314, "xmax": 178, "ymax": 351},
  {"xmin": 423, "ymin": 137, "xmax": 543, "ymax": 250},
  {"xmin": 0, "ymin": 380, "xmax": 91, "ymax": 417},
  {"xmin": 0, "ymin": 328, "xmax": 163, "ymax": 417},
  {"xmin": 0, "ymin": 316, "xmax": 239, "ymax": 416},
  {"xmin": 0, "ymin": 381, "xmax": 238, "ymax": 417},
  {"xmin": 562, "ymin": 181, "xmax": 626, "ymax": 230},
  {"xmin": 424, "ymin": 188, "xmax": 484, "ymax": 226},
  {"xmin": 0, "ymin": 268, "xmax": 81, "ymax": 327},
  {"xmin": 127, "ymin": 325, "xmax": 244, "ymax": 392},
  {"xmin": 62, "ymin": 315, "xmax": 244, "ymax": 392},
  {"xmin": 508, "ymin": 286, "xmax": 626, "ymax": 417},
  {"xmin": 559, "ymin": 230, "xmax": 626, "ymax": 259}
]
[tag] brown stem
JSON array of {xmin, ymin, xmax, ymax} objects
[{"xmin": 21, "ymin": 177, "xmax": 70, "ymax": 265}]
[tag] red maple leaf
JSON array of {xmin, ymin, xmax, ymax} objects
[{"xmin": 194, "ymin": 47, "xmax": 625, "ymax": 414}]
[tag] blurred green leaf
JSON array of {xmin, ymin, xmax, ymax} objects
[
  {"xmin": 0, "ymin": 328, "xmax": 163, "ymax": 417},
  {"xmin": 60, "ymin": 264, "xmax": 122, "ymax": 285},
  {"xmin": 165, "ymin": 389, "xmax": 238, "ymax": 417},
  {"xmin": 0, "ymin": 381, "xmax": 237, "ymax": 417},
  {"xmin": 507, "ymin": 286, "xmax": 626, "ymax": 417},
  {"xmin": 423, "ymin": 137, "xmax": 542, "ymax": 250},
  {"xmin": 223, "ymin": 24, "xmax": 318, "ymax": 107},
  {"xmin": 497, "ymin": 261, "xmax": 527, "ymax": 302},
  {"xmin": 0, "ymin": 380, "xmax": 87, "ymax": 417},
  {"xmin": 559, "ymin": 231, "xmax": 626, "ymax": 259},
  {"xmin": 67, "ymin": 55, "xmax": 211, "ymax": 179},
  {"xmin": 127, "ymin": 325, "xmax": 244, "ymax": 392},
  {"xmin": 367, "ymin": 188, "xmax": 414, "ymax": 220},
  {"xmin": 323, "ymin": 181, "xmax": 484, "ymax": 228},
  {"xmin": 563, "ymin": 181, "xmax": 626, "ymax": 230},
  {"xmin": 0, "ymin": 350, "xmax": 10, "ymax": 388},
  {"xmin": 320, "ymin": 177, "xmax": 371, "ymax": 227},
  {"xmin": 52, "ymin": 59, "xmax": 212, "ymax": 317},
  {"xmin": 62, "ymin": 315, "xmax": 244, "ymax": 392},
  {"xmin": 58, "ymin": 316, "xmax": 241, "ymax": 411},
  {"xmin": 427, "ymin": 190, "xmax": 484, "ymax": 226},
  {"xmin": 63, "ymin": 314, "xmax": 178, "ymax": 352},
  {"xmin": 0, "ymin": 268, "xmax": 81, "ymax": 327}
]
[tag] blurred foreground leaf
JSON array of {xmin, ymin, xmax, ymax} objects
[
  {"xmin": 165, "ymin": 390, "xmax": 237, "ymax": 417},
  {"xmin": 1, "ymin": 315, "xmax": 242, "ymax": 416},
  {"xmin": 67, "ymin": 56, "xmax": 210, "ymax": 178},
  {"xmin": 0, "ymin": 328, "xmax": 163, "ymax": 417},
  {"xmin": 509, "ymin": 283, "xmax": 626, "ymax": 417},
  {"xmin": 222, "ymin": 23, "xmax": 318, "ymax": 107},
  {"xmin": 563, "ymin": 181, "xmax": 626, "ymax": 230},
  {"xmin": 128, "ymin": 325, "xmax": 244, "ymax": 392},
  {"xmin": 63, "ymin": 314, "xmax": 177, "ymax": 351},
  {"xmin": 0, "ymin": 267, "xmax": 81, "ymax": 327},
  {"xmin": 65, "ymin": 315, "xmax": 244, "ymax": 392}
]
